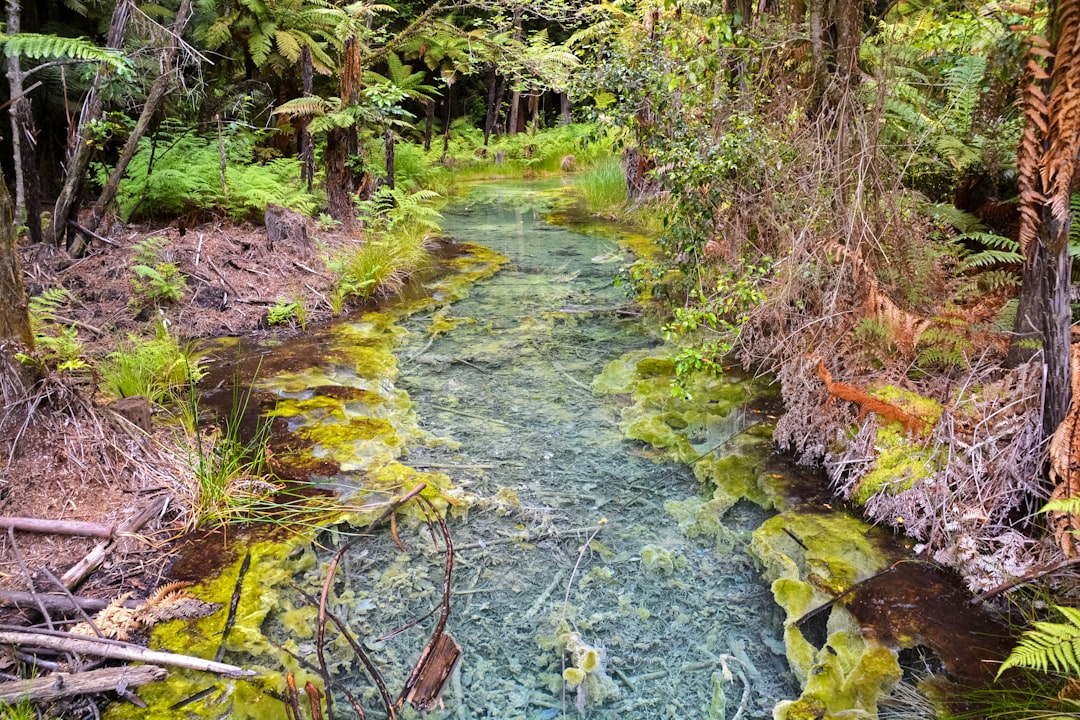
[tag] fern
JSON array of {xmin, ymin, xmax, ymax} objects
[
  {"xmin": 955, "ymin": 232, "xmax": 1023, "ymax": 272},
  {"xmin": 999, "ymin": 605, "xmax": 1080, "ymax": 678},
  {"xmin": 0, "ymin": 33, "xmax": 129, "ymax": 72}
]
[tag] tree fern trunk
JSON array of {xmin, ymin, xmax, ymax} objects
[
  {"xmin": 74, "ymin": 0, "xmax": 194, "ymax": 254},
  {"xmin": 0, "ymin": 173, "xmax": 35, "ymax": 411},
  {"xmin": 48, "ymin": 0, "xmax": 130, "ymax": 249}
]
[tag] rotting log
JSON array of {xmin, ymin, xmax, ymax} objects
[
  {"xmin": 0, "ymin": 664, "xmax": 167, "ymax": 703},
  {"xmin": 0, "ymin": 630, "xmax": 259, "ymax": 677},
  {"xmin": 0, "ymin": 516, "xmax": 113, "ymax": 539}
]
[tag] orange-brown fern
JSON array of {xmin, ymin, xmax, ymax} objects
[{"xmin": 1043, "ymin": 2, "xmax": 1080, "ymax": 225}]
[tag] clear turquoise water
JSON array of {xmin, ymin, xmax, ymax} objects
[{"xmin": 292, "ymin": 181, "xmax": 798, "ymax": 719}]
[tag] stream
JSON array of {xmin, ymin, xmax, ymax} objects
[{"xmin": 158, "ymin": 180, "xmax": 807, "ymax": 719}]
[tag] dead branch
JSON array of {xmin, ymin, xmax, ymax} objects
[
  {"xmin": 60, "ymin": 496, "xmax": 168, "ymax": 591},
  {"xmin": 214, "ymin": 549, "xmax": 250, "ymax": 663},
  {"xmin": 316, "ymin": 483, "xmax": 426, "ymax": 719},
  {"xmin": 0, "ymin": 664, "xmax": 167, "ymax": 703},
  {"xmin": 397, "ymin": 496, "xmax": 460, "ymax": 713},
  {"xmin": 0, "ymin": 591, "xmax": 134, "ymax": 614},
  {"xmin": 0, "ymin": 629, "xmax": 258, "ymax": 677},
  {"xmin": 0, "ymin": 516, "xmax": 114, "ymax": 538}
]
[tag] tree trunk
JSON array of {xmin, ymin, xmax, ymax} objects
[
  {"xmin": 385, "ymin": 127, "xmax": 395, "ymax": 189},
  {"xmin": 323, "ymin": 35, "xmax": 360, "ymax": 223},
  {"xmin": 0, "ymin": 175, "xmax": 35, "ymax": 412},
  {"xmin": 48, "ymin": 0, "xmax": 131, "ymax": 248},
  {"xmin": 483, "ymin": 64, "xmax": 499, "ymax": 145},
  {"xmin": 508, "ymin": 89, "xmax": 521, "ymax": 136},
  {"xmin": 441, "ymin": 80, "xmax": 453, "ymax": 162},
  {"xmin": 560, "ymin": 92, "xmax": 571, "ymax": 125},
  {"xmin": 72, "ymin": 0, "xmax": 194, "ymax": 255},
  {"xmin": 6, "ymin": 0, "xmax": 24, "ymax": 226},
  {"xmin": 424, "ymin": 98, "xmax": 434, "ymax": 152},
  {"xmin": 299, "ymin": 46, "xmax": 314, "ymax": 193}
]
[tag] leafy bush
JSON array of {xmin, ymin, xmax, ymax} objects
[{"xmin": 267, "ymin": 296, "xmax": 307, "ymax": 329}]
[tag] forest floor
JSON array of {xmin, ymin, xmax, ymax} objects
[{"xmin": 0, "ymin": 213, "xmax": 354, "ymax": 619}]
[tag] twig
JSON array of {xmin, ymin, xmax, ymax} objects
[
  {"xmin": 195, "ymin": 232, "xmax": 204, "ymax": 267},
  {"xmin": 0, "ymin": 591, "xmax": 132, "ymax": 614},
  {"xmin": 0, "ymin": 516, "xmax": 113, "ymax": 538},
  {"xmin": 40, "ymin": 567, "xmax": 102, "ymax": 638},
  {"xmin": 0, "ymin": 630, "xmax": 258, "ymax": 676},
  {"xmin": 60, "ymin": 496, "xmax": 168, "ymax": 591},
  {"xmin": 973, "ymin": 556, "xmax": 1080, "ymax": 603},
  {"xmin": 316, "ymin": 484, "xmax": 426, "ymax": 719},
  {"xmin": 293, "ymin": 261, "xmax": 329, "ymax": 279},
  {"xmin": 48, "ymin": 315, "xmax": 106, "ymax": 337},
  {"xmin": 69, "ymin": 220, "xmax": 119, "ymax": 247},
  {"xmin": 214, "ymin": 550, "xmax": 250, "ymax": 663},
  {"xmin": 7, "ymin": 526, "xmax": 53, "ymax": 630}
]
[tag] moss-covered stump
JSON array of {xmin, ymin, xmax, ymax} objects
[{"xmin": 751, "ymin": 512, "xmax": 905, "ymax": 719}]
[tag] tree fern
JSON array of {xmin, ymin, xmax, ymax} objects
[{"xmin": 999, "ymin": 605, "xmax": 1080, "ymax": 678}]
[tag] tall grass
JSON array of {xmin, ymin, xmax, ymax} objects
[{"xmin": 577, "ymin": 156, "xmax": 627, "ymax": 213}]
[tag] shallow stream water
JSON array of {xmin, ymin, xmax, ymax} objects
[
  {"xmin": 303, "ymin": 181, "xmax": 798, "ymax": 718},
  {"xmin": 163, "ymin": 180, "xmax": 803, "ymax": 719}
]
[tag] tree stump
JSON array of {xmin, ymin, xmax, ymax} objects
[
  {"xmin": 265, "ymin": 205, "xmax": 311, "ymax": 257},
  {"xmin": 108, "ymin": 395, "xmax": 151, "ymax": 432}
]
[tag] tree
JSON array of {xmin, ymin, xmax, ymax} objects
[
  {"xmin": 365, "ymin": 52, "xmax": 440, "ymax": 178},
  {"xmin": 1009, "ymin": 0, "xmax": 1079, "ymax": 438},
  {"xmin": 0, "ymin": 175, "xmax": 34, "ymax": 411}
]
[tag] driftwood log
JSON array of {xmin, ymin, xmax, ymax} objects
[
  {"xmin": 0, "ymin": 629, "xmax": 258, "ymax": 677},
  {"xmin": 0, "ymin": 664, "xmax": 167, "ymax": 703}
]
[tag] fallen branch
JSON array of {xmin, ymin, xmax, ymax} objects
[
  {"xmin": 0, "ymin": 591, "xmax": 131, "ymax": 614},
  {"xmin": 0, "ymin": 630, "xmax": 258, "ymax": 677},
  {"xmin": 0, "ymin": 516, "xmax": 113, "ymax": 538},
  {"xmin": 60, "ymin": 496, "xmax": 168, "ymax": 591},
  {"xmin": 0, "ymin": 664, "xmax": 167, "ymax": 703}
]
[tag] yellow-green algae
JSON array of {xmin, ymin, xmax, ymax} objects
[
  {"xmin": 751, "ymin": 512, "xmax": 905, "ymax": 719},
  {"xmin": 597, "ymin": 345, "xmax": 909, "ymax": 719}
]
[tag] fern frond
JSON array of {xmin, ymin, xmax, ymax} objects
[
  {"xmin": 0, "ymin": 33, "xmax": 128, "ymax": 70},
  {"xmin": 272, "ymin": 95, "xmax": 333, "ymax": 118},
  {"xmin": 273, "ymin": 29, "xmax": 302, "ymax": 62},
  {"xmin": 999, "ymin": 606, "xmax": 1080, "ymax": 677}
]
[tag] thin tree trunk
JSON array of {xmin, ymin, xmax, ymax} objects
[
  {"xmin": 385, "ymin": 127, "xmax": 395, "ymax": 189},
  {"xmin": 299, "ymin": 46, "xmax": 314, "ymax": 193},
  {"xmin": 483, "ymin": 64, "xmax": 498, "ymax": 145},
  {"xmin": 508, "ymin": 89, "xmax": 520, "ymax": 136},
  {"xmin": 441, "ymin": 80, "xmax": 453, "ymax": 161},
  {"xmin": 73, "ymin": 0, "xmax": 194, "ymax": 255},
  {"xmin": 48, "ymin": 0, "xmax": 131, "ymax": 248},
  {"xmin": 560, "ymin": 92, "xmax": 571, "ymax": 125},
  {"xmin": 0, "ymin": 174, "xmax": 34, "ymax": 411},
  {"xmin": 6, "ymin": 0, "xmax": 24, "ymax": 225},
  {"xmin": 424, "ymin": 98, "xmax": 434, "ymax": 152}
]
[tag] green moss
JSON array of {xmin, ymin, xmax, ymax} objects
[
  {"xmin": 853, "ymin": 425, "xmax": 937, "ymax": 506},
  {"xmin": 869, "ymin": 384, "xmax": 943, "ymax": 426}
]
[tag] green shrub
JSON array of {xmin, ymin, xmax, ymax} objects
[
  {"xmin": 99, "ymin": 328, "xmax": 204, "ymax": 405},
  {"xmin": 101, "ymin": 119, "xmax": 317, "ymax": 221},
  {"xmin": 267, "ymin": 296, "xmax": 307, "ymax": 329},
  {"xmin": 17, "ymin": 288, "xmax": 89, "ymax": 374}
]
